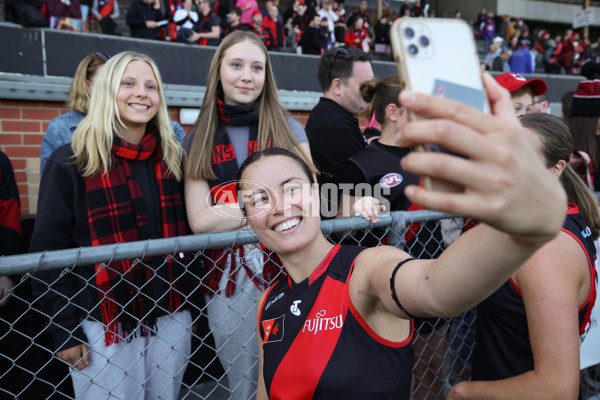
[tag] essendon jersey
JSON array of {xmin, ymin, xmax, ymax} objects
[
  {"xmin": 259, "ymin": 245, "xmax": 414, "ymax": 399},
  {"xmin": 472, "ymin": 205, "xmax": 597, "ymax": 380}
]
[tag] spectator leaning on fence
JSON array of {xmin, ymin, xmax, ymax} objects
[
  {"xmin": 30, "ymin": 51, "xmax": 192, "ymax": 400},
  {"xmin": 182, "ymin": 30, "xmax": 313, "ymax": 400},
  {"xmin": 234, "ymin": 72, "xmax": 568, "ymax": 398},
  {"xmin": 448, "ymin": 113, "xmax": 599, "ymax": 400}
]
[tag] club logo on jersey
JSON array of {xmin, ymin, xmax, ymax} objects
[
  {"xmin": 262, "ymin": 315, "xmax": 285, "ymax": 343},
  {"xmin": 302, "ymin": 309, "xmax": 343, "ymax": 335},
  {"xmin": 290, "ymin": 300, "xmax": 302, "ymax": 316},
  {"xmin": 582, "ymin": 226, "xmax": 592, "ymax": 238},
  {"xmin": 380, "ymin": 173, "xmax": 403, "ymax": 188}
]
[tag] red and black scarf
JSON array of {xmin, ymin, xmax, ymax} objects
[
  {"xmin": 85, "ymin": 126, "xmax": 188, "ymax": 345},
  {"xmin": 204, "ymin": 99, "xmax": 284, "ymax": 297}
]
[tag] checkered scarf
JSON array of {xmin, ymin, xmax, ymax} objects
[
  {"xmin": 203, "ymin": 99, "xmax": 285, "ymax": 297},
  {"xmin": 85, "ymin": 125, "xmax": 187, "ymax": 345}
]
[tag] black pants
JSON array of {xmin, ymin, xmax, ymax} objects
[{"xmin": 100, "ymin": 16, "xmax": 116, "ymax": 35}]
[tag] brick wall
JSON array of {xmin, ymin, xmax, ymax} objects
[{"xmin": 0, "ymin": 99, "xmax": 311, "ymax": 216}]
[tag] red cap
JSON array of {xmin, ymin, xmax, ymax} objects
[
  {"xmin": 495, "ymin": 72, "xmax": 547, "ymax": 96},
  {"xmin": 252, "ymin": 9, "xmax": 262, "ymax": 17}
]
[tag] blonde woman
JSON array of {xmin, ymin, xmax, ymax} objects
[
  {"xmin": 184, "ymin": 30, "xmax": 312, "ymax": 399},
  {"xmin": 30, "ymin": 51, "xmax": 191, "ymax": 400},
  {"xmin": 40, "ymin": 52, "xmax": 185, "ymax": 176}
]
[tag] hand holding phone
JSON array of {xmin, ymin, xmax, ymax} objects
[
  {"xmin": 390, "ymin": 18, "xmax": 490, "ymax": 190},
  {"xmin": 397, "ymin": 73, "xmax": 566, "ymax": 248}
]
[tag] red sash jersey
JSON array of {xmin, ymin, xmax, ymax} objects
[
  {"xmin": 259, "ymin": 245, "xmax": 414, "ymax": 399},
  {"xmin": 472, "ymin": 205, "xmax": 598, "ymax": 380}
]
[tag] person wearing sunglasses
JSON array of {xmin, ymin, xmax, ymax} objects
[{"xmin": 305, "ymin": 46, "xmax": 373, "ymax": 219}]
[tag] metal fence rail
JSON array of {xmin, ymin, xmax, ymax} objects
[{"xmin": 0, "ymin": 210, "xmax": 596, "ymax": 399}]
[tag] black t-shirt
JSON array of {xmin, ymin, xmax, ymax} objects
[
  {"xmin": 342, "ymin": 141, "xmax": 411, "ymax": 193},
  {"xmin": 305, "ymin": 97, "xmax": 367, "ymax": 217}
]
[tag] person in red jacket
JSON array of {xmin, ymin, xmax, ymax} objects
[
  {"xmin": 344, "ymin": 14, "xmax": 370, "ymax": 52},
  {"xmin": 261, "ymin": 4, "xmax": 285, "ymax": 49},
  {"xmin": 252, "ymin": 9, "xmax": 274, "ymax": 49}
]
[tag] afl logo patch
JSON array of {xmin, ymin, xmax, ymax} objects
[{"xmin": 380, "ymin": 173, "xmax": 403, "ymax": 188}]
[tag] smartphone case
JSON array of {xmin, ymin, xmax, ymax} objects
[{"xmin": 390, "ymin": 18, "xmax": 490, "ymax": 114}]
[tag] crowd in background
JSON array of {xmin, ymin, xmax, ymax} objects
[
  {"xmin": 5, "ymin": 0, "xmax": 600, "ymax": 75},
  {"xmin": 476, "ymin": 6, "xmax": 600, "ymax": 76}
]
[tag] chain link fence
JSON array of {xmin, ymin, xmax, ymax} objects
[{"xmin": 0, "ymin": 210, "xmax": 597, "ymax": 399}]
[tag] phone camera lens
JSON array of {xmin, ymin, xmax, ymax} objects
[
  {"xmin": 405, "ymin": 27, "xmax": 415, "ymax": 38},
  {"xmin": 408, "ymin": 44, "xmax": 418, "ymax": 55},
  {"xmin": 419, "ymin": 36, "xmax": 430, "ymax": 47}
]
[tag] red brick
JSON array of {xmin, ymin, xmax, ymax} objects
[
  {"xmin": 4, "ymin": 146, "xmax": 41, "ymax": 158},
  {"xmin": 14, "ymin": 171, "xmax": 27, "ymax": 183},
  {"xmin": 17, "ymin": 184, "xmax": 28, "ymax": 197},
  {"xmin": 294, "ymin": 117, "xmax": 308, "ymax": 126},
  {"xmin": 42, "ymin": 102, "xmax": 69, "ymax": 109},
  {"xmin": 10, "ymin": 159, "xmax": 27, "ymax": 171},
  {"xmin": 0, "ymin": 108, "xmax": 21, "ymax": 119},
  {"xmin": 22, "ymin": 108, "xmax": 60, "ymax": 120},
  {"xmin": 42, "ymin": 122, "xmax": 50, "ymax": 132},
  {"xmin": 2, "ymin": 121, "xmax": 41, "ymax": 133},
  {"xmin": 23, "ymin": 134, "xmax": 44, "ymax": 146},
  {"xmin": 0, "ymin": 100, "xmax": 39, "ymax": 107},
  {"xmin": 0, "ymin": 134, "xmax": 23, "ymax": 145},
  {"xmin": 19, "ymin": 196, "xmax": 29, "ymax": 212}
]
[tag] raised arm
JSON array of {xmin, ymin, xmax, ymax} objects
[
  {"xmin": 398, "ymin": 73, "xmax": 565, "ymax": 246},
  {"xmin": 349, "ymin": 73, "xmax": 566, "ymax": 330}
]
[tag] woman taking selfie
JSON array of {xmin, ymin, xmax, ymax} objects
[{"xmin": 236, "ymin": 74, "xmax": 567, "ymax": 399}]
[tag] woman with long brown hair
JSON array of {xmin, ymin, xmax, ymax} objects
[{"xmin": 183, "ymin": 30, "xmax": 312, "ymax": 399}]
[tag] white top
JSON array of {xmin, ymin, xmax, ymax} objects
[{"xmin": 173, "ymin": 9, "xmax": 199, "ymax": 30}]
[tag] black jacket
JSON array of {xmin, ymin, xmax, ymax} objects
[
  {"xmin": 29, "ymin": 145, "xmax": 184, "ymax": 351},
  {"xmin": 126, "ymin": 0, "xmax": 164, "ymax": 40}
]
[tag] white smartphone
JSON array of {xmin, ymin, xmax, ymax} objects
[{"xmin": 390, "ymin": 18, "xmax": 490, "ymax": 189}]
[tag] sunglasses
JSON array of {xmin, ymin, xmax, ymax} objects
[
  {"xmin": 327, "ymin": 47, "xmax": 349, "ymax": 82},
  {"xmin": 93, "ymin": 52, "xmax": 110, "ymax": 62}
]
